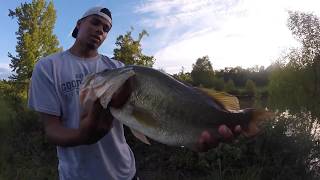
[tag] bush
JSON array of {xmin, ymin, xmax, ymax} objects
[{"xmin": 0, "ymin": 108, "xmax": 58, "ymax": 179}]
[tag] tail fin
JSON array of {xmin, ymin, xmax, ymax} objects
[{"xmin": 242, "ymin": 109, "xmax": 274, "ymax": 137}]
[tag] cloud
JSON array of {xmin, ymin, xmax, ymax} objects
[
  {"xmin": 0, "ymin": 67, "xmax": 11, "ymax": 79},
  {"xmin": 135, "ymin": 0, "xmax": 241, "ymax": 29},
  {"xmin": 0, "ymin": 63, "xmax": 11, "ymax": 79},
  {"xmin": 134, "ymin": 0, "xmax": 319, "ymax": 73}
]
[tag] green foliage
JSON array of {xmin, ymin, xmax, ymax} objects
[
  {"xmin": 264, "ymin": 11, "xmax": 320, "ymax": 180},
  {"xmin": 0, "ymin": 86, "xmax": 57, "ymax": 179},
  {"xmin": 245, "ymin": 79, "xmax": 257, "ymax": 97},
  {"xmin": 8, "ymin": 0, "xmax": 62, "ymax": 85},
  {"xmin": 288, "ymin": 11, "xmax": 320, "ymax": 62},
  {"xmin": 113, "ymin": 28, "xmax": 155, "ymax": 67},
  {"xmin": 211, "ymin": 77, "xmax": 225, "ymax": 91},
  {"xmin": 0, "ymin": 1, "xmax": 61, "ymax": 178},
  {"xmin": 172, "ymin": 67, "xmax": 193, "ymax": 85},
  {"xmin": 224, "ymin": 79, "xmax": 237, "ymax": 94},
  {"xmin": 215, "ymin": 66, "xmax": 270, "ymax": 88},
  {"xmin": 269, "ymin": 11, "xmax": 320, "ymax": 118},
  {"xmin": 258, "ymin": 112, "xmax": 319, "ymax": 180},
  {"xmin": 0, "ymin": 108, "xmax": 58, "ymax": 180},
  {"xmin": 0, "ymin": 80, "xmax": 26, "ymax": 112},
  {"xmin": 191, "ymin": 56, "xmax": 215, "ymax": 88},
  {"xmin": 184, "ymin": 56, "xmax": 268, "ymax": 93}
]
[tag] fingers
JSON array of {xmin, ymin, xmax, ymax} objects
[
  {"xmin": 81, "ymin": 99, "xmax": 101, "ymax": 123},
  {"xmin": 80, "ymin": 98, "xmax": 114, "ymax": 145},
  {"xmin": 196, "ymin": 124, "xmax": 243, "ymax": 152},
  {"xmin": 218, "ymin": 125, "xmax": 234, "ymax": 142},
  {"xmin": 98, "ymin": 109, "xmax": 114, "ymax": 130},
  {"xmin": 233, "ymin": 125, "xmax": 242, "ymax": 137},
  {"xmin": 93, "ymin": 98, "xmax": 103, "ymax": 114},
  {"xmin": 196, "ymin": 131, "xmax": 219, "ymax": 152},
  {"xmin": 82, "ymin": 111, "xmax": 113, "ymax": 145},
  {"xmin": 95, "ymin": 122, "xmax": 112, "ymax": 140},
  {"xmin": 218, "ymin": 124, "xmax": 243, "ymax": 143}
]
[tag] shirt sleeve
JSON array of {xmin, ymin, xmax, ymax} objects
[{"xmin": 28, "ymin": 59, "xmax": 61, "ymax": 116}]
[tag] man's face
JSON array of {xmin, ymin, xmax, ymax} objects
[{"xmin": 76, "ymin": 15, "xmax": 112, "ymax": 50}]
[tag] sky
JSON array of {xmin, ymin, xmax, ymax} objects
[{"xmin": 1, "ymin": 0, "xmax": 320, "ymax": 79}]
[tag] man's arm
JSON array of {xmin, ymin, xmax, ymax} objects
[
  {"xmin": 41, "ymin": 113, "xmax": 83, "ymax": 147},
  {"xmin": 41, "ymin": 76, "xmax": 132, "ymax": 147},
  {"xmin": 41, "ymin": 98, "xmax": 114, "ymax": 147}
]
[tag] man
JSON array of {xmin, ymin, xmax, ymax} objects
[{"xmin": 28, "ymin": 6, "xmax": 241, "ymax": 180}]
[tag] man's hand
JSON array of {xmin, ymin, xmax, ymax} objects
[
  {"xmin": 41, "ymin": 103, "xmax": 112, "ymax": 147},
  {"xmin": 80, "ymin": 97, "xmax": 114, "ymax": 145},
  {"xmin": 196, "ymin": 125, "xmax": 242, "ymax": 152},
  {"xmin": 79, "ymin": 78, "xmax": 133, "ymax": 145}
]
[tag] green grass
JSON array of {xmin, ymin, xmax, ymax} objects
[
  {"xmin": 0, "ymin": 97, "xmax": 16, "ymax": 142},
  {"xmin": 0, "ymin": 97, "xmax": 15, "ymax": 122}
]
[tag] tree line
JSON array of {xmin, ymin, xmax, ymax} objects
[{"xmin": 172, "ymin": 56, "xmax": 269, "ymax": 97}]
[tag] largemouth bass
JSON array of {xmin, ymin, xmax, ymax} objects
[{"xmin": 80, "ymin": 65, "xmax": 271, "ymax": 151}]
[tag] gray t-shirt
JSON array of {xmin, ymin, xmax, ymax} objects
[{"xmin": 28, "ymin": 50, "xmax": 136, "ymax": 180}]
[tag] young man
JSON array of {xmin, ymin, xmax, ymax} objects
[{"xmin": 28, "ymin": 6, "xmax": 241, "ymax": 180}]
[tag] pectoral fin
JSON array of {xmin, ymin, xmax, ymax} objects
[
  {"xmin": 130, "ymin": 128, "xmax": 151, "ymax": 145},
  {"xmin": 132, "ymin": 107, "xmax": 158, "ymax": 128}
]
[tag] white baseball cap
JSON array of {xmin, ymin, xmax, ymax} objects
[{"xmin": 72, "ymin": 6, "xmax": 112, "ymax": 38}]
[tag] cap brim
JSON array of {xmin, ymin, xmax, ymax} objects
[{"xmin": 72, "ymin": 27, "xmax": 78, "ymax": 38}]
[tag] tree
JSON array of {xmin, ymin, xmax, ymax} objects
[
  {"xmin": 288, "ymin": 11, "xmax": 320, "ymax": 65},
  {"xmin": 245, "ymin": 79, "xmax": 257, "ymax": 97},
  {"xmin": 224, "ymin": 79, "xmax": 237, "ymax": 94},
  {"xmin": 288, "ymin": 11, "xmax": 320, "ymax": 101},
  {"xmin": 191, "ymin": 56, "xmax": 215, "ymax": 87},
  {"xmin": 113, "ymin": 28, "xmax": 155, "ymax": 67},
  {"xmin": 211, "ymin": 77, "xmax": 224, "ymax": 91},
  {"xmin": 172, "ymin": 66, "xmax": 193, "ymax": 85},
  {"xmin": 266, "ymin": 12, "xmax": 320, "ymax": 179},
  {"xmin": 8, "ymin": 0, "xmax": 61, "ymax": 97},
  {"xmin": 1, "ymin": 2, "xmax": 61, "ymax": 178},
  {"xmin": 269, "ymin": 11, "xmax": 320, "ymax": 118}
]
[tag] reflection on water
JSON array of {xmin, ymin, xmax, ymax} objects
[
  {"xmin": 240, "ymin": 96, "xmax": 320, "ymax": 175},
  {"xmin": 240, "ymin": 97, "xmax": 319, "ymax": 138},
  {"xmin": 275, "ymin": 110, "xmax": 320, "ymax": 139}
]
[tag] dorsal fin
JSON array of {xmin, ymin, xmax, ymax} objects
[{"xmin": 196, "ymin": 88, "xmax": 240, "ymax": 111}]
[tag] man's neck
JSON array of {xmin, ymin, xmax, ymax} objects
[{"xmin": 69, "ymin": 43, "xmax": 98, "ymax": 58}]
